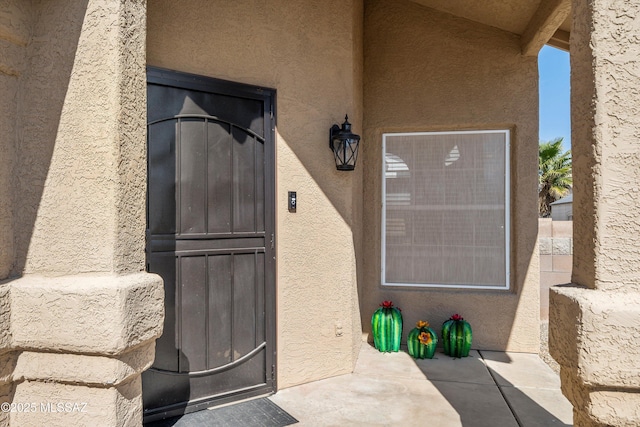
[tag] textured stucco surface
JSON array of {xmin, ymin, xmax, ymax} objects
[
  {"xmin": 520, "ymin": 0, "xmax": 571, "ymax": 57},
  {"xmin": 14, "ymin": 342, "xmax": 155, "ymax": 387},
  {"xmin": 362, "ymin": 0, "xmax": 540, "ymax": 352},
  {"xmin": 548, "ymin": 0, "xmax": 640, "ymax": 425},
  {"xmin": 571, "ymin": 0, "xmax": 640, "ymax": 292},
  {"xmin": 0, "ymin": 285, "xmax": 11, "ymax": 357},
  {"xmin": 0, "ymin": 3, "xmax": 29, "ymax": 424},
  {"xmin": 13, "ymin": 0, "xmax": 147, "ymax": 276},
  {"xmin": 583, "ymin": 392, "xmax": 640, "ymax": 427},
  {"xmin": 550, "ymin": 286, "xmax": 640, "ymax": 426},
  {"xmin": 351, "ymin": 0, "xmax": 366, "ymax": 378},
  {"xmin": 2, "ymin": 0, "xmax": 636, "ymax": 426},
  {"xmin": 0, "ymin": 273, "xmax": 162, "ymax": 427},
  {"xmin": 11, "ymin": 273, "xmax": 163, "ymax": 355},
  {"xmin": 0, "ymin": 0, "xmax": 30, "ymax": 280},
  {"xmin": 410, "ymin": 0, "xmax": 542, "ymax": 35},
  {"xmin": 112, "ymin": 0, "xmax": 148, "ymax": 274},
  {"xmin": 12, "ymin": 377, "xmax": 143, "ymax": 427},
  {"xmin": 0, "ymin": 1, "xmax": 163, "ymax": 425},
  {"xmin": 550, "ymin": 287, "xmax": 640, "ymax": 389},
  {"xmin": 148, "ymin": 0, "xmax": 364, "ymax": 388},
  {"xmin": 0, "ymin": 283, "xmax": 14, "ymax": 427}
]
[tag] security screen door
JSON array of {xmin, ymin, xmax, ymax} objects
[{"xmin": 142, "ymin": 67, "xmax": 276, "ymax": 422}]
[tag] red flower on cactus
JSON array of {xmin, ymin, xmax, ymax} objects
[
  {"xmin": 450, "ymin": 314, "xmax": 463, "ymax": 321},
  {"xmin": 380, "ymin": 300, "xmax": 394, "ymax": 309},
  {"xmin": 418, "ymin": 332, "xmax": 432, "ymax": 345}
]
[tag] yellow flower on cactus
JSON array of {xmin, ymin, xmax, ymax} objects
[
  {"xmin": 418, "ymin": 331, "xmax": 432, "ymax": 345},
  {"xmin": 416, "ymin": 320, "xmax": 429, "ymax": 328}
]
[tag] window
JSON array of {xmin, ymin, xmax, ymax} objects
[{"xmin": 382, "ymin": 130, "xmax": 510, "ymax": 290}]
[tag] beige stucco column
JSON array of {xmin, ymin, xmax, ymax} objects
[
  {"xmin": 549, "ymin": 0, "xmax": 640, "ymax": 425},
  {"xmin": 0, "ymin": 2, "xmax": 27, "ymax": 422},
  {"xmin": 0, "ymin": 1, "xmax": 163, "ymax": 426}
]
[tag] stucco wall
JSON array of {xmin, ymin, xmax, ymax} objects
[
  {"xmin": 11, "ymin": 0, "xmax": 147, "ymax": 276},
  {"xmin": 571, "ymin": 0, "xmax": 640, "ymax": 292},
  {"xmin": 549, "ymin": 0, "xmax": 640, "ymax": 425},
  {"xmin": 0, "ymin": 283, "xmax": 13, "ymax": 427},
  {"xmin": 0, "ymin": 0, "xmax": 30, "ymax": 280},
  {"xmin": 147, "ymin": 0, "xmax": 364, "ymax": 388},
  {"xmin": 362, "ymin": 0, "xmax": 540, "ymax": 351},
  {"xmin": 0, "ymin": 2, "xmax": 164, "ymax": 425},
  {"xmin": 0, "ymin": 2, "xmax": 31, "ymax": 422}
]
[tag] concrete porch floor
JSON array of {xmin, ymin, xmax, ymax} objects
[{"xmin": 269, "ymin": 344, "xmax": 573, "ymax": 426}]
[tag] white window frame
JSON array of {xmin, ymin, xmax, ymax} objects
[{"xmin": 381, "ymin": 130, "xmax": 511, "ymax": 290}]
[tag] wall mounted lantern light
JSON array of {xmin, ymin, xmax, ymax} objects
[{"xmin": 329, "ymin": 115, "xmax": 361, "ymax": 171}]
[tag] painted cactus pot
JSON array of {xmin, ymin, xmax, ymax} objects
[
  {"xmin": 407, "ymin": 321, "xmax": 438, "ymax": 359},
  {"xmin": 442, "ymin": 314, "xmax": 472, "ymax": 358},
  {"xmin": 371, "ymin": 301, "xmax": 402, "ymax": 352}
]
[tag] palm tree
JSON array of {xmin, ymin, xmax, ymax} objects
[{"xmin": 539, "ymin": 138, "xmax": 572, "ymax": 217}]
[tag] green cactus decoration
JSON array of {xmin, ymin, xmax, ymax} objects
[
  {"xmin": 371, "ymin": 300, "xmax": 402, "ymax": 352},
  {"xmin": 442, "ymin": 314, "xmax": 472, "ymax": 358},
  {"xmin": 407, "ymin": 321, "xmax": 438, "ymax": 359}
]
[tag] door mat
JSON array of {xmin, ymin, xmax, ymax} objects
[{"xmin": 145, "ymin": 398, "xmax": 298, "ymax": 427}]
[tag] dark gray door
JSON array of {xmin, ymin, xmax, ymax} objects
[{"xmin": 142, "ymin": 68, "xmax": 276, "ymax": 422}]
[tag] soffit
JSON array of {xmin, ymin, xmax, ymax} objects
[
  {"xmin": 558, "ymin": 14, "xmax": 571, "ymax": 33},
  {"xmin": 410, "ymin": 0, "xmax": 571, "ymax": 37}
]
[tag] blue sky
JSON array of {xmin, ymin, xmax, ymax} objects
[{"xmin": 539, "ymin": 45, "xmax": 571, "ymax": 152}]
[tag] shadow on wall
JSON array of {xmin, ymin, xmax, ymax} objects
[
  {"xmin": 145, "ymin": 0, "xmax": 366, "ymax": 389},
  {"xmin": 0, "ymin": 354, "xmax": 18, "ymax": 425},
  {"xmin": 359, "ymin": 0, "xmax": 540, "ymax": 353},
  {"xmin": 11, "ymin": 1, "xmax": 88, "ymax": 277}
]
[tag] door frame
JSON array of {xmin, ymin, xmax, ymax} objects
[{"xmin": 144, "ymin": 66, "xmax": 277, "ymax": 420}]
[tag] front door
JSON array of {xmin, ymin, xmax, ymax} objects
[{"xmin": 142, "ymin": 67, "xmax": 276, "ymax": 422}]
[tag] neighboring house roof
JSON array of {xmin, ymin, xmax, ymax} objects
[{"xmin": 551, "ymin": 194, "xmax": 573, "ymax": 205}]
